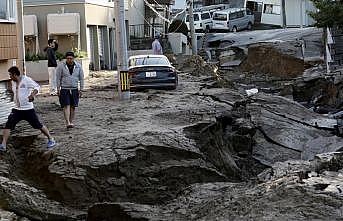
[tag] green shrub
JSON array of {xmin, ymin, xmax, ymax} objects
[
  {"xmin": 25, "ymin": 53, "xmax": 46, "ymax": 62},
  {"xmin": 73, "ymin": 48, "xmax": 88, "ymax": 58},
  {"xmin": 309, "ymin": 0, "xmax": 343, "ymax": 28},
  {"xmin": 55, "ymin": 51, "xmax": 65, "ymax": 61}
]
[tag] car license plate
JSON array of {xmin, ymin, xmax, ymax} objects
[{"xmin": 146, "ymin": 72, "xmax": 157, "ymax": 77}]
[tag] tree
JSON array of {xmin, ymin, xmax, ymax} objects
[{"xmin": 309, "ymin": 0, "xmax": 343, "ymax": 28}]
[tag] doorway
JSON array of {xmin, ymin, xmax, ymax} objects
[{"xmin": 246, "ymin": 1, "xmax": 263, "ymax": 23}]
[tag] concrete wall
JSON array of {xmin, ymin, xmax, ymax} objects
[
  {"xmin": 168, "ymin": 33, "xmax": 188, "ymax": 55},
  {"xmin": 26, "ymin": 58, "xmax": 90, "ymax": 82},
  {"xmin": 128, "ymin": 50, "xmax": 153, "ymax": 57}
]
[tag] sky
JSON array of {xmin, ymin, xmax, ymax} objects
[{"xmin": 172, "ymin": 0, "xmax": 186, "ymax": 9}]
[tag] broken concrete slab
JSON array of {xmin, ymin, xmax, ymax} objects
[
  {"xmin": 246, "ymin": 93, "xmax": 342, "ymax": 163},
  {"xmin": 0, "ymin": 176, "xmax": 86, "ymax": 220},
  {"xmin": 99, "ymin": 152, "xmax": 343, "ymax": 220}
]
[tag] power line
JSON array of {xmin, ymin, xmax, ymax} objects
[
  {"xmin": 143, "ymin": 0, "xmax": 171, "ymax": 23},
  {"xmin": 131, "ymin": 2, "xmax": 188, "ymax": 36},
  {"xmin": 151, "ymin": 0, "xmax": 168, "ymax": 10}
]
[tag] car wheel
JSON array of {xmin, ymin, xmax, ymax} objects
[
  {"xmin": 232, "ymin": 26, "xmax": 238, "ymax": 33},
  {"xmin": 172, "ymin": 77, "xmax": 178, "ymax": 90},
  {"xmin": 247, "ymin": 22, "xmax": 252, "ymax": 30}
]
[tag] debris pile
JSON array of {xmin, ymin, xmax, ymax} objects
[
  {"xmin": 241, "ymin": 42, "xmax": 310, "ymax": 77},
  {"xmin": 178, "ymin": 55, "xmax": 218, "ymax": 77}
]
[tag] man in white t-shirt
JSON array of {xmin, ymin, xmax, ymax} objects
[{"xmin": 0, "ymin": 66, "xmax": 56, "ymax": 151}]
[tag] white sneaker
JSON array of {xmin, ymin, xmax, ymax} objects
[{"xmin": 0, "ymin": 144, "xmax": 6, "ymax": 152}]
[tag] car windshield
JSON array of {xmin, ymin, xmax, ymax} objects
[
  {"xmin": 129, "ymin": 57, "xmax": 170, "ymax": 67},
  {"xmin": 213, "ymin": 13, "xmax": 227, "ymax": 21}
]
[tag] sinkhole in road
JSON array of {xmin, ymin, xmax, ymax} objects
[{"xmin": 5, "ymin": 110, "xmax": 266, "ymax": 215}]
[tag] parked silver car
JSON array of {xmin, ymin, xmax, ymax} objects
[{"xmin": 212, "ymin": 8, "xmax": 255, "ymax": 32}]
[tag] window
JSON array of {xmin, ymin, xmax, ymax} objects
[
  {"xmin": 129, "ymin": 57, "xmax": 170, "ymax": 67},
  {"xmin": 0, "ymin": 0, "xmax": 16, "ymax": 22},
  {"xmin": 213, "ymin": 13, "xmax": 227, "ymax": 21},
  {"xmin": 186, "ymin": 14, "xmax": 199, "ymax": 22},
  {"xmin": 237, "ymin": 11, "xmax": 244, "ymax": 18},
  {"xmin": 201, "ymin": 13, "xmax": 210, "ymax": 20},
  {"xmin": 229, "ymin": 12, "xmax": 238, "ymax": 20},
  {"xmin": 194, "ymin": 14, "xmax": 199, "ymax": 21},
  {"xmin": 263, "ymin": 4, "xmax": 281, "ymax": 15}
]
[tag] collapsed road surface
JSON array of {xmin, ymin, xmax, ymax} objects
[{"xmin": 0, "ymin": 64, "xmax": 342, "ymax": 220}]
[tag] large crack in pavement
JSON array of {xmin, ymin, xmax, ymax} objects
[{"xmin": 0, "ymin": 71, "xmax": 342, "ymax": 220}]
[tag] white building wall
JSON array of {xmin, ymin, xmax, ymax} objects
[
  {"xmin": 128, "ymin": 0, "xmax": 145, "ymax": 26},
  {"xmin": 260, "ymin": 0, "xmax": 282, "ymax": 26},
  {"xmin": 257, "ymin": 0, "xmax": 316, "ymax": 27},
  {"xmin": 285, "ymin": 0, "xmax": 300, "ymax": 27},
  {"xmin": 285, "ymin": 0, "xmax": 315, "ymax": 27},
  {"xmin": 304, "ymin": 0, "xmax": 315, "ymax": 26}
]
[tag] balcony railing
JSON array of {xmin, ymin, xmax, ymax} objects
[
  {"xmin": 145, "ymin": 0, "xmax": 175, "ymax": 5},
  {"xmin": 129, "ymin": 23, "xmax": 164, "ymax": 39}
]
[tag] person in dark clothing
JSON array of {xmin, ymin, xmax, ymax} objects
[{"xmin": 45, "ymin": 39, "xmax": 59, "ymax": 95}]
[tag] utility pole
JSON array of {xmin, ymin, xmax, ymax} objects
[
  {"xmin": 114, "ymin": 0, "xmax": 130, "ymax": 100},
  {"xmin": 18, "ymin": 0, "xmax": 25, "ymax": 73},
  {"xmin": 281, "ymin": 0, "xmax": 287, "ymax": 28},
  {"xmin": 187, "ymin": 0, "xmax": 197, "ymax": 55},
  {"xmin": 300, "ymin": 0, "xmax": 304, "ymax": 28}
]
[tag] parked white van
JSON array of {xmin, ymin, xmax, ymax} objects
[
  {"xmin": 212, "ymin": 8, "xmax": 255, "ymax": 32},
  {"xmin": 185, "ymin": 11, "xmax": 212, "ymax": 32}
]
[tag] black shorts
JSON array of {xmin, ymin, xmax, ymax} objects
[
  {"xmin": 59, "ymin": 89, "xmax": 79, "ymax": 107},
  {"xmin": 4, "ymin": 108, "xmax": 43, "ymax": 130}
]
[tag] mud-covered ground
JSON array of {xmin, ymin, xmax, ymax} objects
[{"xmin": 0, "ymin": 63, "xmax": 342, "ymax": 220}]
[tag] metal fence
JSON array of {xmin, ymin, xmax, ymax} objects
[{"xmin": 129, "ymin": 24, "xmax": 164, "ymax": 39}]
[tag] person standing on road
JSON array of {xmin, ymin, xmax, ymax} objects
[
  {"xmin": 0, "ymin": 66, "xmax": 56, "ymax": 151},
  {"xmin": 56, "ymin": 51, "xmax": 84, "ymax": 129},
  {"xmin": 152, "ymin": 35, "xmax": 163, "ymax": 55},
  {"xmin": 45, "ymin": 39, "xmax": 59, "ymax": 95}
]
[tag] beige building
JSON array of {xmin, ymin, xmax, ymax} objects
[
  {"xmin": 23, "ymin": 0, "xmax": 132, "ymax": 70},
  {"xmin": 0, "ymin": 0, "xmax": 25, "ymax": 81},
  {"xmin": 0, "ymin": 0, "xmax": 24, "ymax": 124}
]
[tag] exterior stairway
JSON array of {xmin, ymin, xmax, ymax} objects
[{"xmin": 327, "ymin": 27, "xmax": 343, "ymax": 74}]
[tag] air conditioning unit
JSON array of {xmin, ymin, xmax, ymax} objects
[
  {"xmin": 24, "ymin": 15, "xmax": 38, "ymax": 36},
  {"xmin": 47, "ymin": 13, "xmax": 80, "ymax": 35}
]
